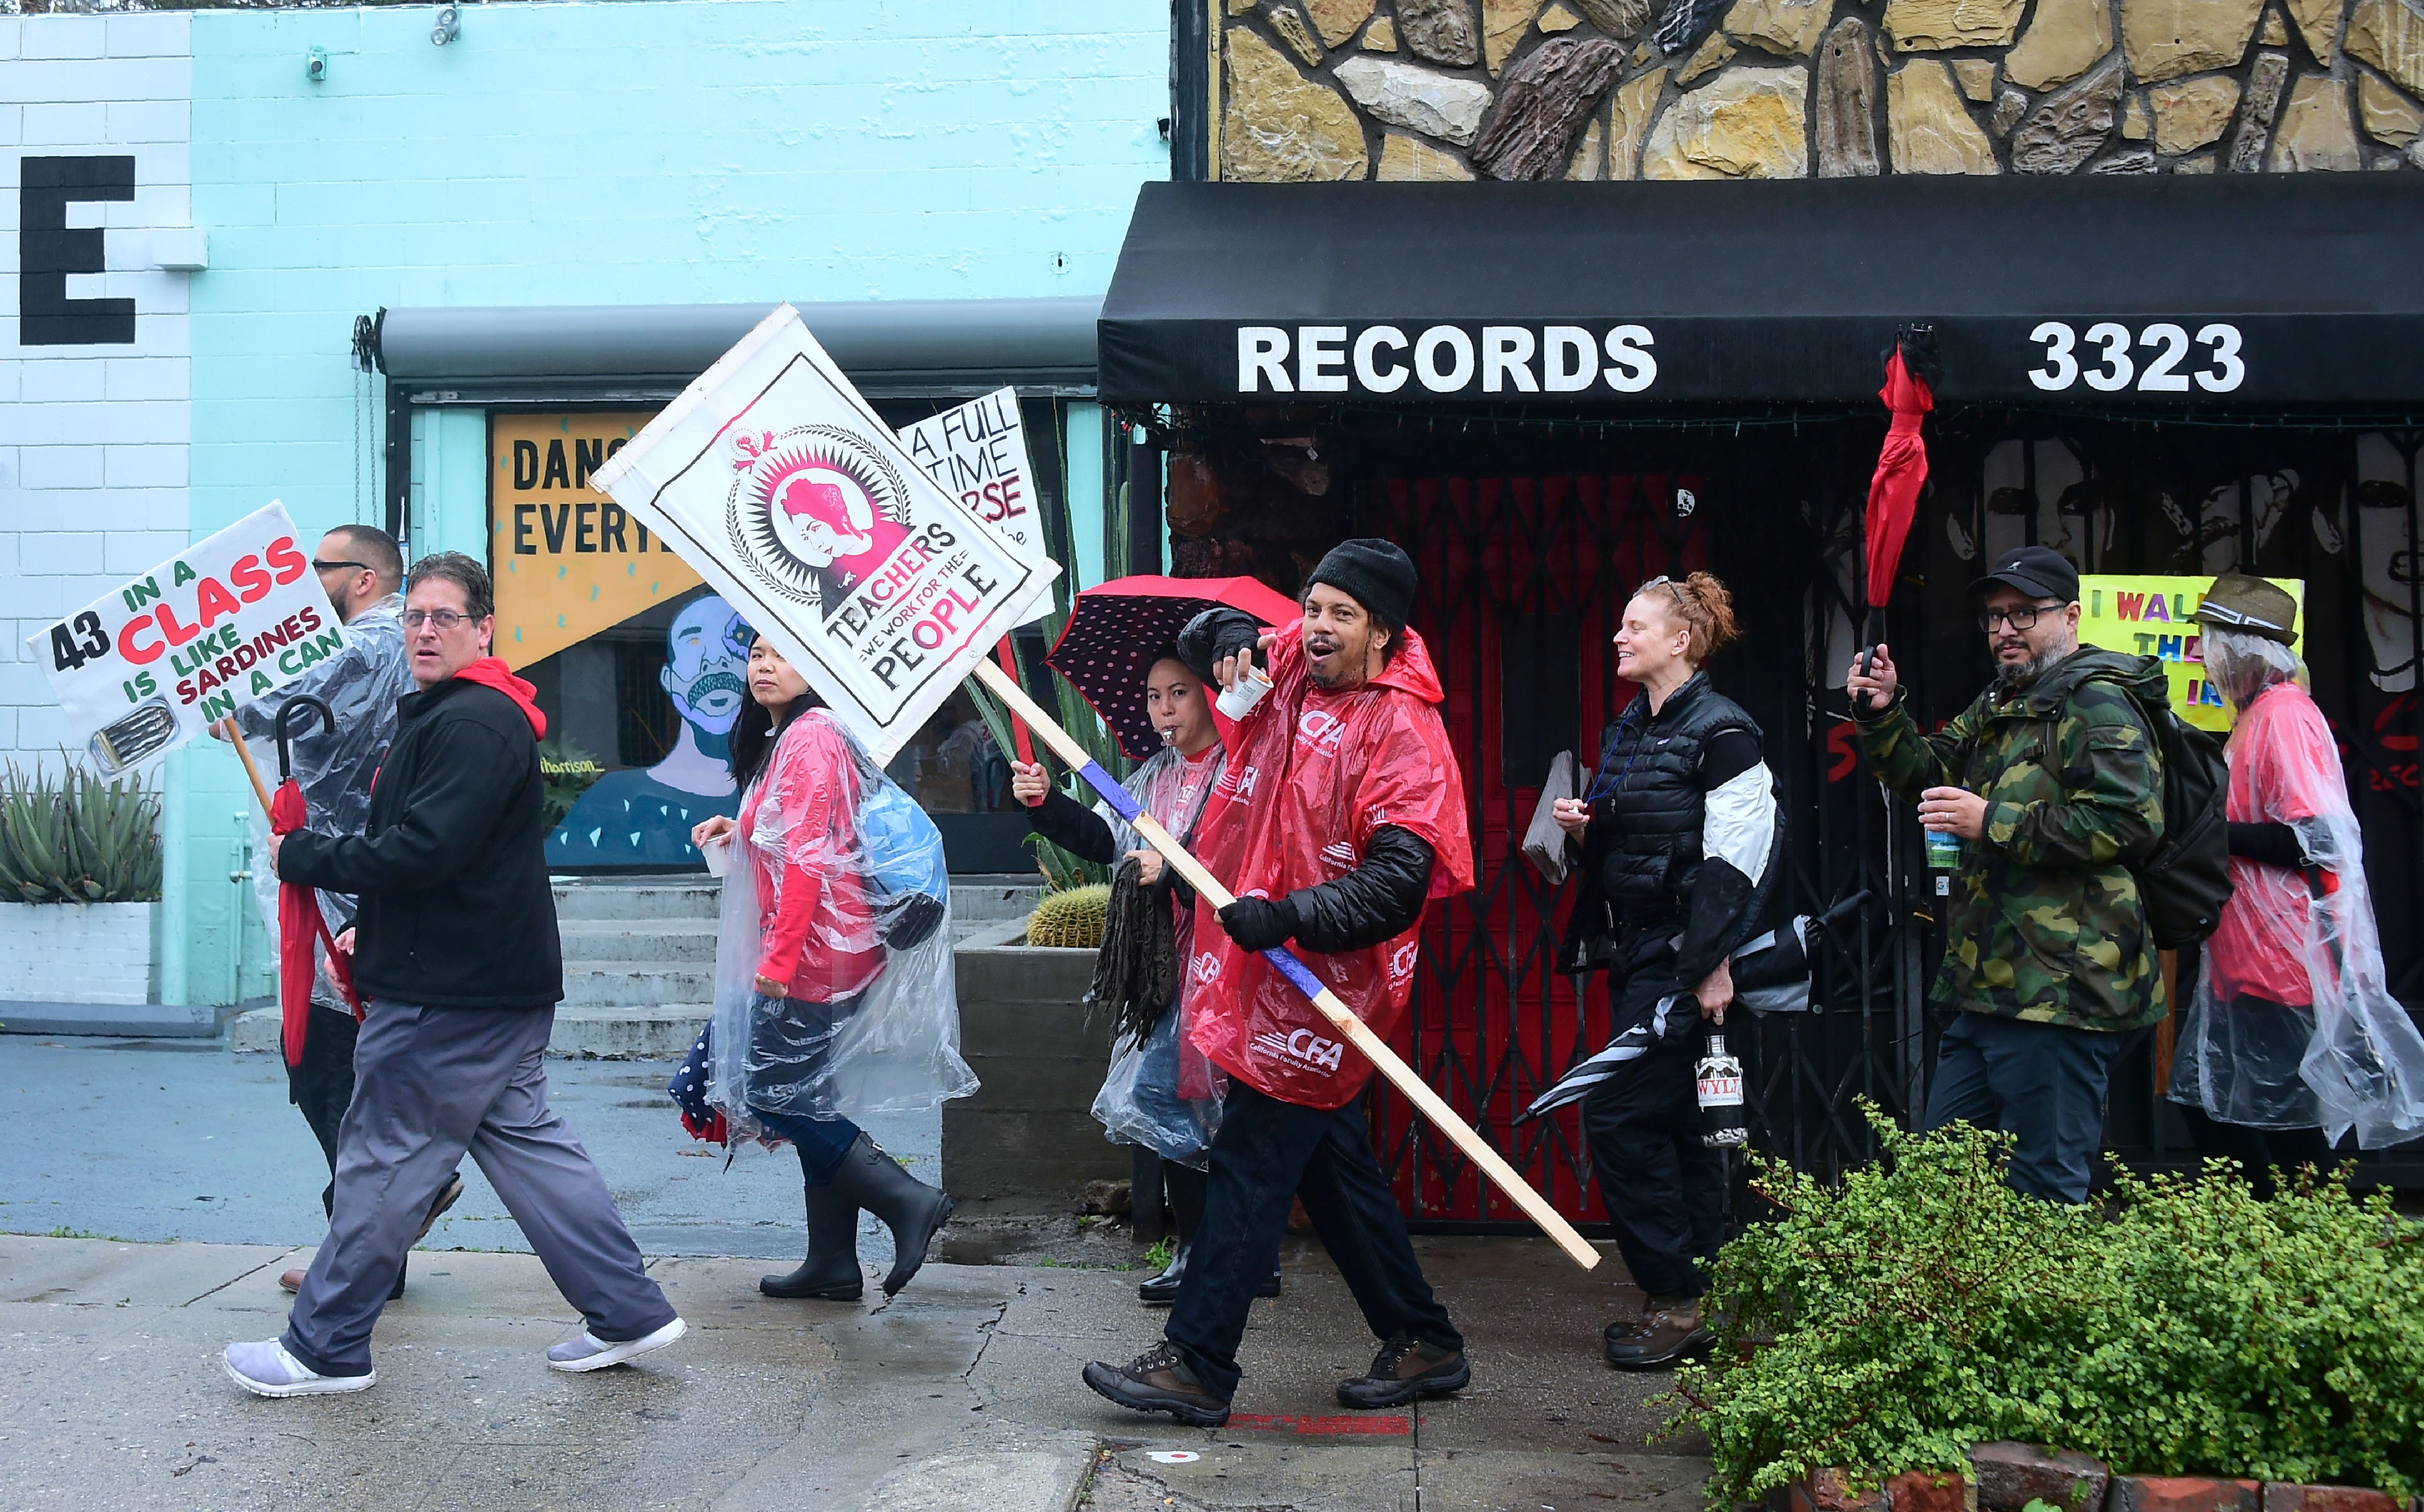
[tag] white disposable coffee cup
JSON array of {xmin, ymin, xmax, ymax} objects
[
  {"xmin": 700, "ymin": 835, "xmax": 731, "ymax": 878},
  {"xmin": 1217, "ymin": 664, "xmax": 1272, "ymax": 722}
]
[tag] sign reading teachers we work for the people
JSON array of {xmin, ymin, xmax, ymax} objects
[
  {"xmin": 587, "ymin": 306, "xmax": 1057, "ymax": 765},
  {"xmin": 29, "ymin": 501, "xmax": 347, "ymax": 774}
]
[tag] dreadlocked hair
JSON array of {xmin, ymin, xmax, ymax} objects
[
  {"xmin": 1648, "ymin": 571, "xmax": 1742, "ymax": 664},
  {"xmin": 1086, "ymin": 854, "xmax": 1183, "ymax": 1045}
]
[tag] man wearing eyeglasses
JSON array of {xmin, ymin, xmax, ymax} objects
[
  {"xmin": 222, "ymin": 526, "xmax": 471, "ymax": 1297},
  {"xmin": 224, "ymin": 552, "xmax": 681, "ymax": 1397},
  {"xmin": 1846, "ymin": 545, "xmax": 2167, "ymax": 1203}
]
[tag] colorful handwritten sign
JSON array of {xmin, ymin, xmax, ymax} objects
[
  {"xmin": 2078, "ymin": 574, "xmax": 2303, "ymax": 732},
  {"xmin": 29, "ymin": 500, "xmax": 346, "ymax": 773}
]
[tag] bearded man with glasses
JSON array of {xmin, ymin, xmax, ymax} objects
[
  {"xmin": 224, "ymin": 552, "xmax": 682, "ymax": 1397},
  {"xmin": 1846, "ymin": 545, "xmax": 2168, "ymax": 1204}
]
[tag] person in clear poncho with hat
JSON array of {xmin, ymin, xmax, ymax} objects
[
  {"xmin": 2168, "ymin": 573, "xmax": 2424, "ymax": 1189},
  {"xmin": 672, "ymin": 627, "xmax": 974, "ymax": 1301},
  {"xmin": 1009, "ymin": 624, "xmax": 1281, "ymax": 1307}
]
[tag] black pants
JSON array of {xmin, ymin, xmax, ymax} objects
[
  {"xmin": 1582, "ymin": 970, "xmax": 1726, "ymax": 1301},
  {"xmin": 285, "ymin": 1006, "xmax": 362, "ymax": 1219},
  {"xmin": 2177, "ymin": 1103, "xmax": 2338, "ymax": 1200},
  {"xmin": 1166, "ymin": 1082, "xmax": 1460, "ymax": 1399}
]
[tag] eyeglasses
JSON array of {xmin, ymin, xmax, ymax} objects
[
  {"xmin": 1979, "ymin": 602, "xmax": 2067, "ymax": 632},
  {"xmin": 312, "ymin": 559, "xmax": 370, "ymax": 574},
  {"xmin": 1639, "ymin": 575, "xmax": 1689, "ymax": 610},
  {"xmin": 404, "ymin": 608, "xmax": 478, "ymax": 631}
]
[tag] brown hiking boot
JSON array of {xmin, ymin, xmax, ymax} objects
[
  {"xmin": 1337, "ymin": 1331, "xmax": 1470, "ymax": 1408},
  {"xmin": 1603, "ymin": 1294, "xmax": 1713, "ymax": 1371},
  {"xmin": 1082, "ymin": 1342, "xmax": 1232, "ymax": 1427}
]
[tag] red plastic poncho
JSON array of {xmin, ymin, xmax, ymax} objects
[
  {"xmin": 1186, "ymin": 627, "xmax": 1475, "ymax": 1110},
  {"xmin": 272, "ymin": 777, "xmax": 358, "ymax": 1069},
  {"xmin": 2205, "ymin": 682, "xmax": 2335, "ymax": 1007}
]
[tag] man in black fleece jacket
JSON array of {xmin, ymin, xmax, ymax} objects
[{"xmin": 223, "ymin": 553, "xmax": 681, "ymax": 1398}]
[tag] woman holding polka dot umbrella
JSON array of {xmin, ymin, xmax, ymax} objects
[{"xmin": 1017, "ymin": 575, "xmax": 1297, "ymax": 1303}]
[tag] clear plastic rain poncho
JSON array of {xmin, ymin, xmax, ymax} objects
[
  {"xmin": 2169, "ymin": 629, "xmax": 2424, "ymax": 1148},
  {"xmin": 1088, "ymin": 742, "xmax": 1229, "ymax": 1167},
  {"xmin": 709, "ymin": 709, "xmax": 976, "ymax": 1139},
  {"xmin": 234, "ymin": 592, "xmax": 412, "ymax": 1006}
]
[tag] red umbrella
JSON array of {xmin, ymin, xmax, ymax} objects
[
  {"xmin": 273, "ymin": 697, "xmax": 359, "ymax": 1068},
  {"xmin": 1046, "ymin": 574, "xmax": 1301, "ymax": 759},
  {"xmin": 1864, "ymin": 326, "xmax": 1938, "ymax": 613}
]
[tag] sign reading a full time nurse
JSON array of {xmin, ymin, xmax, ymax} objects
[{"xmin": 30, "ymin": 501, "xmax": 346, "ymax": 774}]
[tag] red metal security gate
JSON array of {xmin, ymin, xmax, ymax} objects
[{"xmin": 1367, "ymin": 474, "xmax": 1707, "ymax": 1224}]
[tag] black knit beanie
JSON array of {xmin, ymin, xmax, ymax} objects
[{"xmin": 1306, "ymin": 538, "xmax": 1416, "ymax": 632}]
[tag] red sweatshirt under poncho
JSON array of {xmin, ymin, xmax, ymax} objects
[{"xmin": 744, "ymin": 710, "xmax": 884, "ymax": 1002}]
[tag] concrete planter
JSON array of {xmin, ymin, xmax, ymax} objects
[
  {"xmin": 943, "ymin": 917, "xmax": 1124, "ymax": 1206},
  {"xmin": 0, "ymin": 900, "xmax": 160, "ymax": 1006}
]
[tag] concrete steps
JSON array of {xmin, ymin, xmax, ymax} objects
[{"xmin": 231, "ymin": 873, "xmax": 1044, "ymax": 1059}]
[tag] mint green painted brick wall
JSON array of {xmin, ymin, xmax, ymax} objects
[{"xmin": 168, "ymin": 0, "xmax": 1166, "ymax": 1002}]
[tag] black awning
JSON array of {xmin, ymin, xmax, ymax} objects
[{"xmin": 1098, "ymin": 176, "xmax": 2424, "ymax": 409}]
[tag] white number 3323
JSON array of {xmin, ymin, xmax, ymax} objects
[{"xmin": 2028, "ymin": 321, "xmax": 2244, "ymax": 394}]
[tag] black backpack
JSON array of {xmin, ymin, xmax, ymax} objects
[{"xmin": 2065, "ymin": 656, "xmax": 2234, "ymax": 950}]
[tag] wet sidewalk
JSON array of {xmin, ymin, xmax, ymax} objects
[{"xmin": 0, "ymin": 1232, "xmax": 1710, "ymax": 1511}]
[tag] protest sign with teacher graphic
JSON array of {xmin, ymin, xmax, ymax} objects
[
  {"xmin": 30, "ymin": 500, "xmax": 347, "ymax": 775},
  {"xmin": 586, "ymin": 306, "xmax": 1057, "ymax": 765}
]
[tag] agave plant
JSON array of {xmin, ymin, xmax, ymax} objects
[{"xmin": 0, "ymin": 756, "xmax": 164, "ymax": 904}]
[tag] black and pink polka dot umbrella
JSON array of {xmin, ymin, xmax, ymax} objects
[{"xmin": 1046, "ymin": 574, "xmax": 1300, "ymax": 759}]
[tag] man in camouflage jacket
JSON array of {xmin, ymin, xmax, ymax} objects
[{"xmin": 1848, "ymin": 546, "xmax": 2164, "ymax": 1202}]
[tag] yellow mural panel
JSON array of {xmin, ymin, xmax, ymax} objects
[
  {"xmin": 2078, "ymin": 574, "xmax": 2304, "ymax": 733},
  {"xmin": 489, "ymin": 410, "xmax": 701, "ymax": 670}
]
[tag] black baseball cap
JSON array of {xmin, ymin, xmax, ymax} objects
[{"xmin": 1969, "ymin": 545, "xmax": 2080, "ymax": 604}]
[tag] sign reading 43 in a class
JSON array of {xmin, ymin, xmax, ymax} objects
[{"xmin": 2026, "ymin": 321, "xmax": 2245, "ymax": 395}]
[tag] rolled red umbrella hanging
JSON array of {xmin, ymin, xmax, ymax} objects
[
  {"xmin": 1864, "ymin": 324, "xmax": 1940, "ymax": 615},
  {"xmin": 272, "ymin": 696, "xmax": 359, "ymax": 1069}
]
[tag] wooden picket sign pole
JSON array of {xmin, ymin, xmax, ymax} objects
[
  {"xmin": 219, "ymin": 716, "xmax": 275, "ymax": 816},
  {"xmin": 973, "ymin": 657, "xmax": 1601, "ymax": 1271}
]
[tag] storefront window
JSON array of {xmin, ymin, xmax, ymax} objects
[{"xmin": 489, "ymin": 406, "xmax": 1041, "ymax": 874}]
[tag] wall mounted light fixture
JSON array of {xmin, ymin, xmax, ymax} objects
[
  {"xmin": 431, "ymin": 6, "xmax": 461, "ymax": 45},
  {"xmin": 306, "ymin": 46, "xmax": 328, "ymax": 82}
]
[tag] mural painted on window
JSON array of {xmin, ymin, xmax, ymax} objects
[{"xmin": 490, "ymin": 411, "xmax": 740, "ymax": 871}]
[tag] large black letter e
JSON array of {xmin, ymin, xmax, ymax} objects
[{"xmin": 21, "ymin": 156, "xmax": 136, "ymax": 346}]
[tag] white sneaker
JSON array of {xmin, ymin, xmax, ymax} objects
[
  {"xmin": 223, "ymin": 1339, "xmax": 375, "ymax": 1398},
  {"xmin": 544, "ymin": 1316, "xmax": 686, "ymax": 1373}
]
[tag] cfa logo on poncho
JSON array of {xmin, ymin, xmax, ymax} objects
[
  {"xmin": 1191, "ymin": 952, "xmax": 1222, "ymax": 985},
  {"xmin": 727, "ymin": 427, "xmax": 915, "ymax": 621},
  {"xmin": 1297, "ymin": 709, "xmax": 1347, "ymax": 756},
  {"xmin": 1252, "ymin": 1027, "xmax": 1345, "ymax": 1073}
]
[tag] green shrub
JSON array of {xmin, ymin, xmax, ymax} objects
[
  {"xmin": 0, "ymin": 758, "xmax": 163, "ymax": 904},
  {"xmin": 1672, "ymin": 1104, "xmax": 2424, "ymax": 1507}
]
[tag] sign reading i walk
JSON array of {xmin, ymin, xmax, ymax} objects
[{"xmin": 588, "ymin": 306, "xmax": 1057, "ymax": 765}]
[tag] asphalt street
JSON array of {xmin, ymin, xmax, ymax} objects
[{"xmin": 0, "ymin": 1036, "xmax": 938, "ymax": 1266}]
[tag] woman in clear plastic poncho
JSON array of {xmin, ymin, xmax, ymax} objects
[
  {"xmin": 1010, "ymin": 629, "xmax": 1278, "ymax": 1307},
  {"xmin": 670, "ymin": 631, "xmax": 974, "ymax": 1301},
  {"xmin": 2169, "ymin": 573, "xmax": 2424, "ymax": 1191}
]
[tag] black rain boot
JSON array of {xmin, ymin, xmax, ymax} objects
[
  {"xmin": 825, "ymin": 1134, "xmax": 952, "ymax": 1297},
  {"xmin": 761, "ymin": 1149, "xmax": 866, "ymax": 1300},
  {"xmin": 1139, "ymin": 1162, "xmax": 1206, "ymax": 1305}
]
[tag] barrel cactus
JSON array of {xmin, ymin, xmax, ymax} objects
[{"xmin": 1026, "ymin": 883, "xmax": 1110, "ymax": 950}]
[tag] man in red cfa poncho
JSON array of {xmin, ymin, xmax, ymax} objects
[{"xmin": 1084, "ymin": 539, "xmax": 1477, "ymax": 1427}]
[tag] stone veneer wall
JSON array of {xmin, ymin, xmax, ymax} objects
[{"xmin": 1212, "ymin": 0, "xmax": 2424, "ymax": 181}]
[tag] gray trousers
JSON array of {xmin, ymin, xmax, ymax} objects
[{"xmin": 283, "ymin": 999, "xmax": 676, "ymax": 1377}]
